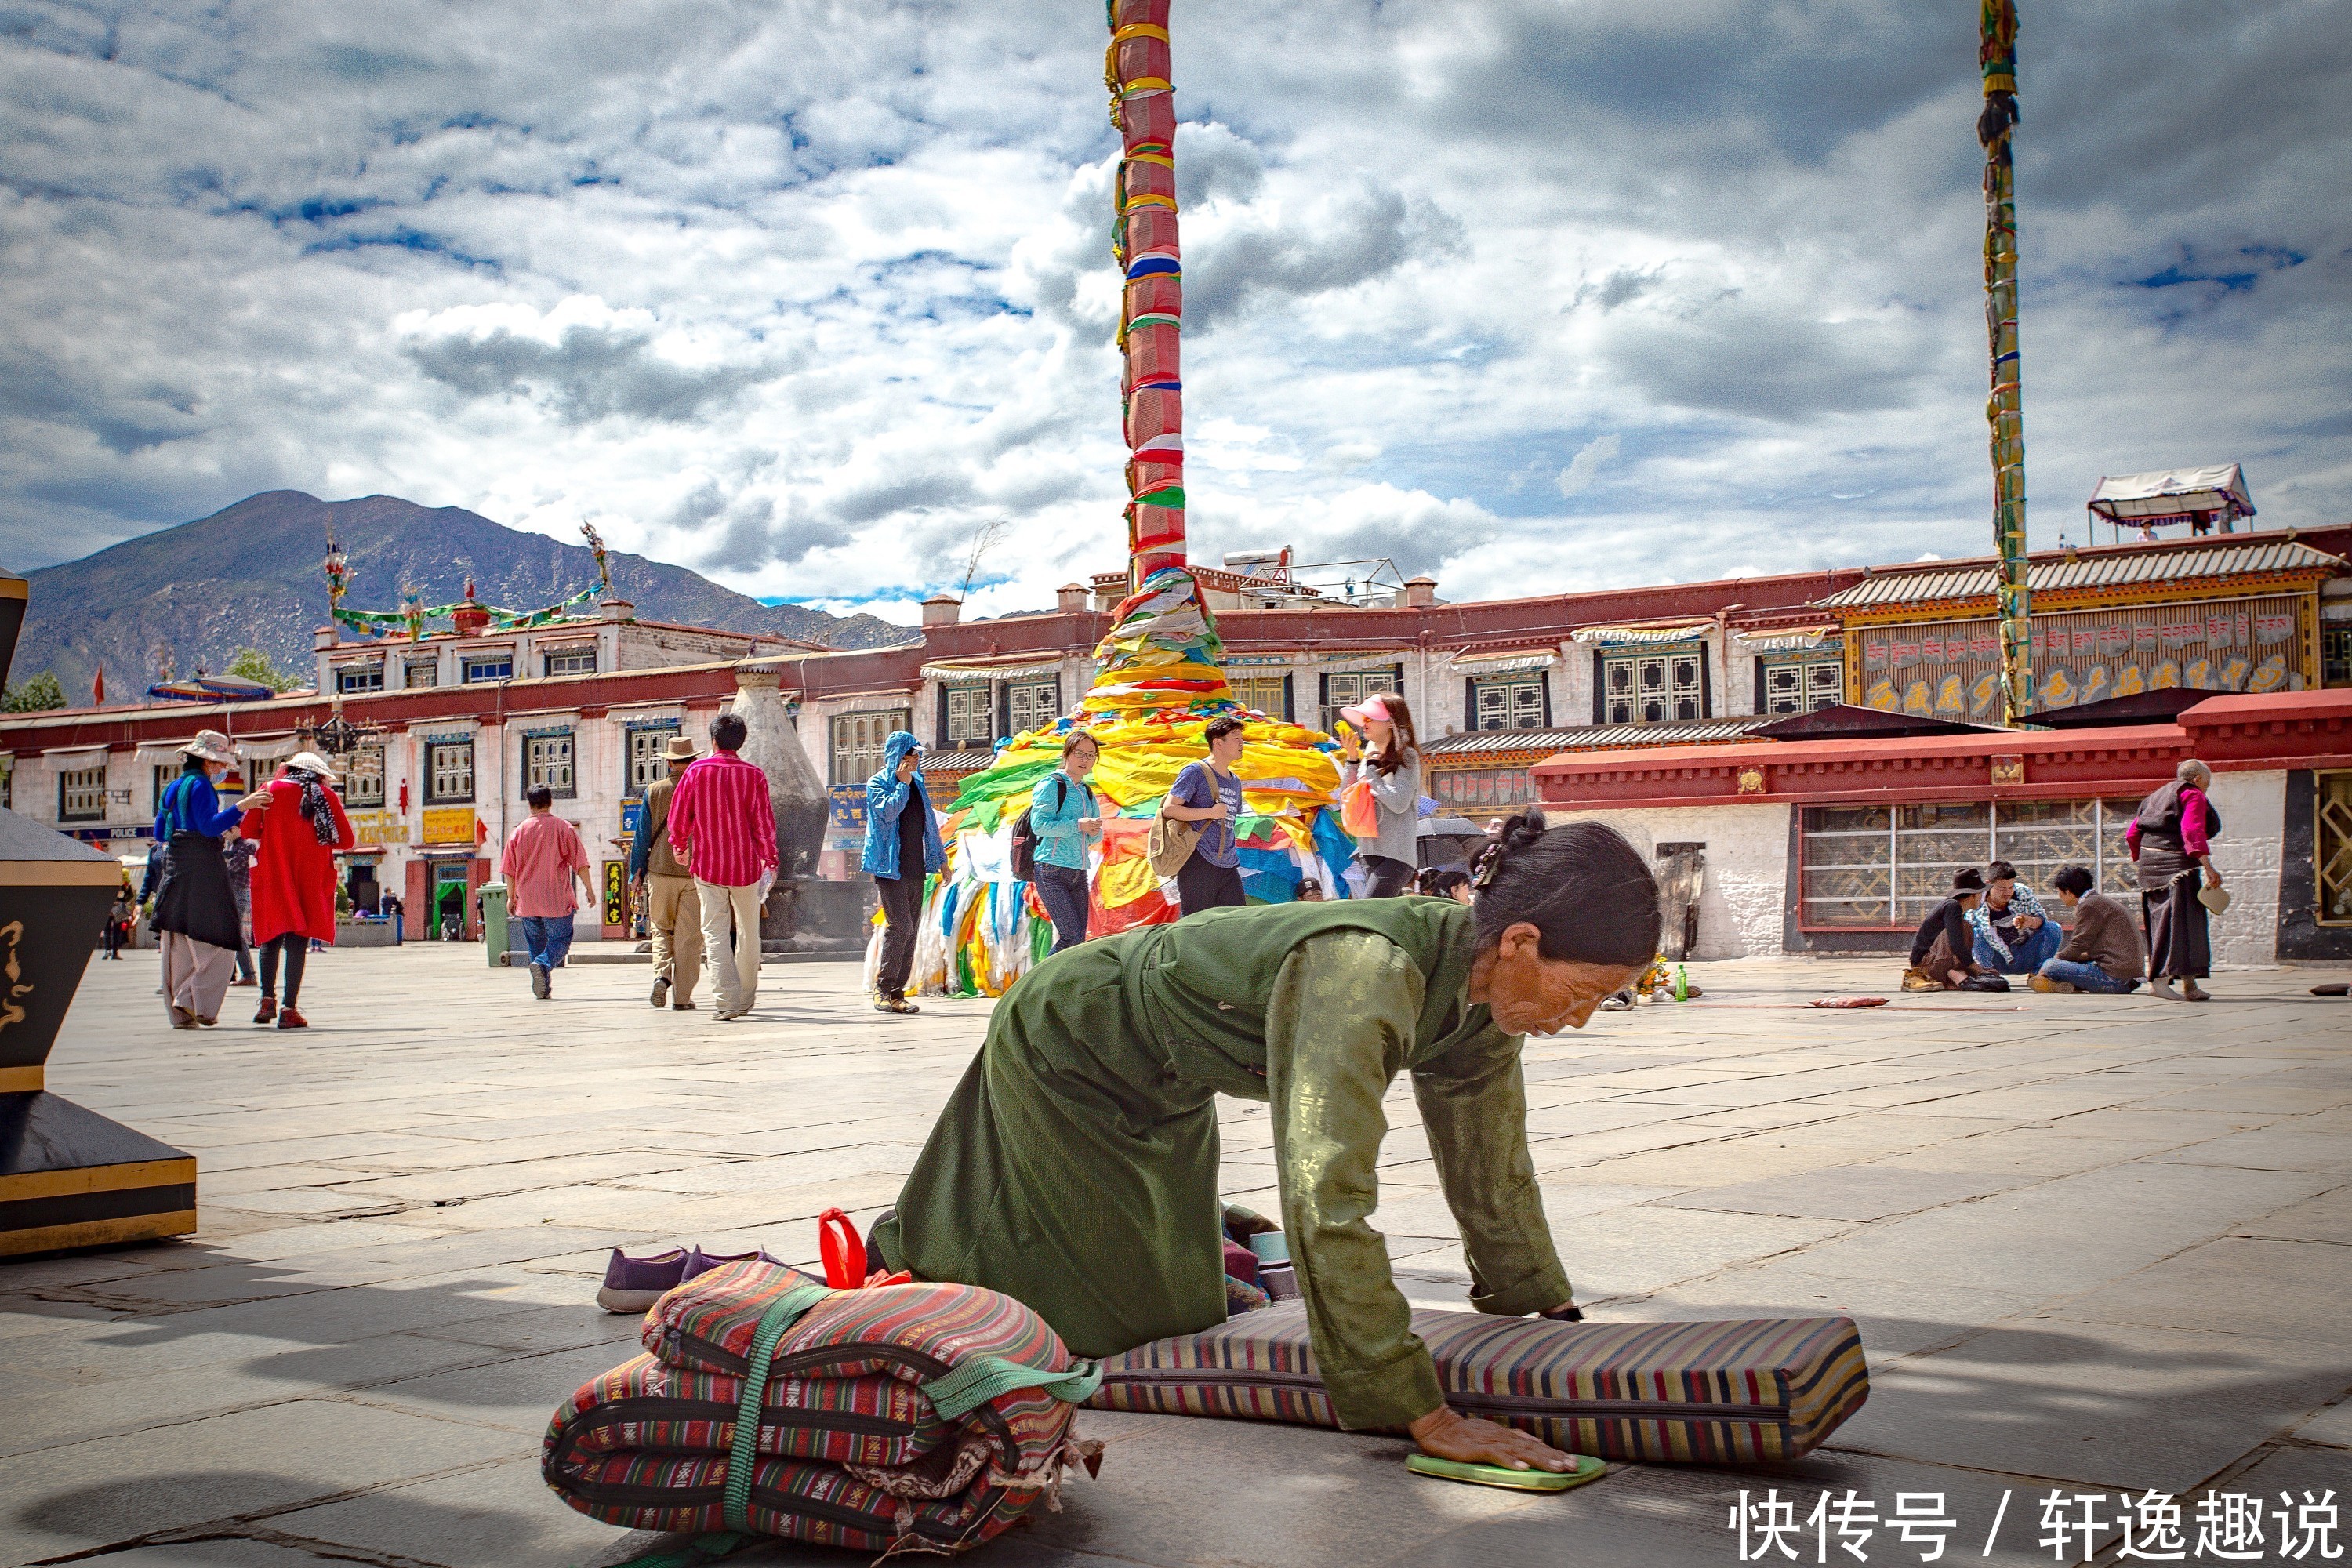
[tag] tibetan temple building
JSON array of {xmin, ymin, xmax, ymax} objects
[{"xmin": 3, "ymin": 523, "xmax": 2347, "ymax": 962}]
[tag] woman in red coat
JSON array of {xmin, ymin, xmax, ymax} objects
[{"xmin": 241, "ymin": 750, "xmax": 355, "ymax": 1028}]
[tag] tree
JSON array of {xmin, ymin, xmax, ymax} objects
[
  {"xmin": 226, "ymin": 646, "xmax": 301, "ymax": 693},
  {"xmin": 2, "ymin": 670, "xmax": 65, "ymax": 712}
]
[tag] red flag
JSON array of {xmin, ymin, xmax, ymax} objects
[{"xmin": 91, "ymin": 665, "xmax": 105, "ymax": 706}]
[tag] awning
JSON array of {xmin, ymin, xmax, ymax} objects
[
  {"xmin": 1733, "ymin": 626, "xmax": 1839, "ymax": 654},
  {"xmin": 920, "ymin": 659, "xmax": 1067, "ymax": 683},
  {"xmin": 1449, "ymin": 648, "xmax": 1559, "ymax": 674},
  {"xmin": 1569, "ymin": 622, "xmax": 1712, "ymax": 648},
  {"xmin": 39, "ymin": 745, "xmax": 109, "ymax": 764},
  {"xmin": 237, "ymin": 735, "xmax": 305, "ymax": 762},
  {"xmin": 2089, "ymin": 463, "xmax": 2254, "ymax": 524},
  {"xmin": 133, "ymin": 743, "xmax": 191, "ymax": 764}
]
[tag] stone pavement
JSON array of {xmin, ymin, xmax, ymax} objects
[{"xmin": 2, "ymin": 943, "xmax": 2347, "ymax": 1568}]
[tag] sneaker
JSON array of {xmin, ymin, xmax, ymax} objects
[
  {"xmin": 681, "ymin": 1246, "xmax": 760, "ymax": 1283},
  {"xmin": 253, "ymin": 997, "xmax": 278, "ymax": 1025},
  {"xmin": 716, "ymin": 1007, "xmax": 748, "ymax": 1022},
  {"xmin": 672, "ymin": 1001, "xmax": 698, "ymax": 1011},
  {"xmin": 650, "ymin": 975, "xmax": 670, "ymax": 1010},
  {"xmin": 277, "ymin": 1006, "xmax": 308, "ymax": 1029},
  {"xmin": 2030, "ymin": 975, "xmax": 2074, "ymax": 994},
  {"xmin": 530, "ymin": 961, "xmax": 550, "ymax": 1000},
  {"xmin": 873, "ymin": 992, "xmax": 895, "ymax": 1014},
  {"xmin": 885, "ymin": 996, "xmax": 920, "ymax": 1015},
  {"xmin": 597, "ymin": 1247, "xmax": 688, "ymax": 1314}
]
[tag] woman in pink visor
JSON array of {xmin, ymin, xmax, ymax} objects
[{"xmin": 1337, "ymin": 691, "xmax": 1424, "ymax": 898}]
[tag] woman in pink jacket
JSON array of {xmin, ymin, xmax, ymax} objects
[{"xmin": 2125, "ymin": 758, "xmax": 2223, "ymax": 1002}]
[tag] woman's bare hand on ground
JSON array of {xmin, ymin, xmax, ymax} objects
[{"xmin": 1407, "ymin": 1405, "xmax": 1574, "ymax": 1472}]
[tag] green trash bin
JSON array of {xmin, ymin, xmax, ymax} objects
[{"xmin": 479, "ymin": 881, "xmax": 510, "ymax": 968}]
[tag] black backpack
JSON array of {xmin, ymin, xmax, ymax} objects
[{"xmin": 1009, "ymin": 774, "xmax": 1070, "ymax": 883}]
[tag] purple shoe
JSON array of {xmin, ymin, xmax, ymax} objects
[
  {"xmin": 596, "ymin": 1247, "xmax": 688, "ymax": 1314},
  {"xmin": 680, "ymin": 1245, "xmax": 761, "ymax": 1284}
]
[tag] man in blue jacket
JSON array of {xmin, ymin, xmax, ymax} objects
[{"xmin": 862, "ymin": 731, "xmax": 944, "ymax": 1014}]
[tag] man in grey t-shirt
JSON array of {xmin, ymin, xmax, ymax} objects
[{"xmin": 1165, "ymin": 715, "xmax": 1247, "ymax": 915}]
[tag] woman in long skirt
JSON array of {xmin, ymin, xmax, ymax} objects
[
  {"xmin": 2127, "ymin": 758, "xmax": 2224, "ymax": 1002},
  {"xmin": 873, "ymin": 810, "xmax": 1657, "ymax": 1478},
  {"xmin": 151, "ymin": 730, "xmax": 256, "ymax": 1028}
]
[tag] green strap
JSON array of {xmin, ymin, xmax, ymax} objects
[
  {"xmin": 722, "ymin": 1284, "xmax": 832, "ymax": 1533},
  {"xmin": 924, "ymin": 1353, "xmax": 1104, "ymax": 1421},
  {"xmin": 597, "ymin": 1532, "xmax": 750, "ymax": 1568}
]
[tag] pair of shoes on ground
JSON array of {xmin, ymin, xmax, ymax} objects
[
  {"xmin": 872, "ymin": 993, "xmax": 920, "ymax": 1014},
  {"xmin": 597, "ymin": 1243, "xmax": 786, "ymax": 1313},
  {"xmin": 2148, "ymin": 979, "xmax": 2212, "ymax": 1002},
  {"xmin": 169, "ymin": 1006, "xmax": 210, "ymax": 1029},
  {"xmin": 251, "ymin": 998, "xmax": 308, "ymax": 1027}
]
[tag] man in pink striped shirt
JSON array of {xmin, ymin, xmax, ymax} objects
[{"xmin": 665, "ymin": 712, "xmax": 779, "ymax": 1020}]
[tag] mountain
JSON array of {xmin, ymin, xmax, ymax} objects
[{"xmin": 11, "ymin": 492, "xmax": 912, "ymax": 701}]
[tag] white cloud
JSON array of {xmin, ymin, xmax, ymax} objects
[
  {"xmin": 1555, "ymin": 434, "xmax": 1622, "ymax": 498},
  {"xmin": 0, "ymin": 0, "xmax": 2344, "ymax": 619}
]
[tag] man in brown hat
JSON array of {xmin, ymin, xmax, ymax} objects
[
  {"xmin": 1901, "ymin": 867, "xmax": 1997, "ymax": 991},
  {"xmin": 629, "ymin": 733, "xmax": 702, "ymax": 1010}
]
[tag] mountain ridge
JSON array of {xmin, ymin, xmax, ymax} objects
[{"xmin": 11, "ymin": 491, "xmax": 912, "ymax": 700}]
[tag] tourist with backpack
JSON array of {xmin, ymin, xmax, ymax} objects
[{"xmin": 1019, "ymin": 732, "xmax": 1102, "ymax": 954}]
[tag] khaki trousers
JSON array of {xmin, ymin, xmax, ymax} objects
[
  {"xmin": 160, "ymin": 931, "xmax": 234, "ymax": 1024},
  {"xmin": 646, "ymin": 873, "xmax": 703, "ymax": 1004},
  {"xmin": 695, "ymin": 880, "xmax": 763, "ymax": 1014}
]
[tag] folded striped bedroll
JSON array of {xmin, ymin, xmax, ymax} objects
[
  {"xmin": 1086, "ymin": 1303, "xmax": 1867, "ymax": 1464},
  {"xmin": 544, "ymin": 1261, "xmax": 1103, "ymax": 1557}
]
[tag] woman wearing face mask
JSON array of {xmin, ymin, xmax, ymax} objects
[
  {"xmin": 150, "ymin": 729, "xmax": 264, "ymax": 1029},
  {"xmin": 873, "ymin": 808, "xmax": 1656, "ymax": 1478}
]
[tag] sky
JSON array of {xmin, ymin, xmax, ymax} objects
[{"xmin": 2, "ymin": 1, "xmax": 2347, "ymax": 625}]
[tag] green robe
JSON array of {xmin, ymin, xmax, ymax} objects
[{"xmin": 869, "ymin": 898, "xmax": 1570, "ymax": 1431}]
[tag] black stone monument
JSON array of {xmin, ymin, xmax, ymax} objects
[{"xmin": 0, "ymin": 571, "xmax": 198, "ymax": 1257}]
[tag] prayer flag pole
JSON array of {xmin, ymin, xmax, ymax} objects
[
  {"xmin": 1108, "ymin": 0, "xmax": 1185, "ymax": 592},
  {"xmin": 1978, "ymin": 0, "xmax": 2031, "ymax": 724}
]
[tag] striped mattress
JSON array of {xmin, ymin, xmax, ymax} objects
[
  {"xmin": 1086, "ymin": 1304, "xmax": 1868, "ymax": 1464},
  {"xmin": 545, "ymin": 1261, "xmax": 1095, "ymax": 1554}
]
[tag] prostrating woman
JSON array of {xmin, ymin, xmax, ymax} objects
[
  {"xmin": 871, "ymin": 808, "xmax": 1657, "ymax": 1474},
  {"xmin": 151, "ymin": 729, "xmax": 259, "ymax": 1029},
  {"xmin": 240, "ymin": 750, "xmax": 357, "ymax": 1029}
]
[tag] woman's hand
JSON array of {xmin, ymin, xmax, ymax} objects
[
  {"xmin": 2204, "ymin": 863, "xmax": 2225, "ymax": 889},
  {"xmin": 1079, "ymin": 816, "xmax": 1102, "ymax": 835},
  {"xmin": 235, "ymin": 792, "xmax": 271, "ymax": 812},
  {"xmin": 1408, "ymin": 1405, "xmax": 1575, "ymax": 1472}
]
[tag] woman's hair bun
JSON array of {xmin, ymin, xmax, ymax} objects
[{"xmin": 1468, "ymin": 806, "xmax": 1546, "ymax": 889}]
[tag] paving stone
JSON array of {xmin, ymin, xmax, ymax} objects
[
  {"xmin": 1847, "ymin": 1320, "xmax": 2352, "ymax": 1494},
  {"xmin": 0, "ymin": 1398, "xmax": 522, "ymax": 1562},
  {"xmin": 1647, "ymin": 1166, "xmax": 2020, "ymax": 1221},
  {"xmin": 2034, "ymin": 1236, "xmax": 2352, "ymax": 1341}
]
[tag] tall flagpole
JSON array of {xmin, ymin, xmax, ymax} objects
[
  {"xmin": 1978, "ymin": 0, "xmax": 2031, "ymax": 724},
  {"xmin": 1108, "ymin": 0, "xmax": 1185, "ymax": 592}
]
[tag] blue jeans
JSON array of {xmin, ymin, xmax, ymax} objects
[
  {"xmin": 1033, "ymin": 863, "xmax": 1091, "ymax": 954},
  {"xmin": 2038, "ymin": 957, "xmax": 2139, "ymax": 993},
  {"xmin": 1973, "ymin": 920, "xmax": 2061, "ymax": 976},
  {"xmin": 518, "ymin": 913, "xmax": 575, "ymax": 971}
]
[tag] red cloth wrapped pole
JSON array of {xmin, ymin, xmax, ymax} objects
[{"xmin": 1109, "ymin": 0, "xmax": 1185, "ymax": 586}]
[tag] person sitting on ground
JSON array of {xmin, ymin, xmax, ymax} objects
[
  {"xmin": 2032, "ymin": 866, "xmax": 2146, "ymax": 994},
  {"xmin": 1967, "ymin": 858, "xmax": 2060, "ymax": 977},
  {"xmin": 1902, "ymin": 868, "xmax": 1995, "ymax": 991}
]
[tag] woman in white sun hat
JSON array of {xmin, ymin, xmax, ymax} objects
[{"xmin": 151, "ymin": 730, "xmax": 261, "ymax": 1027}]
